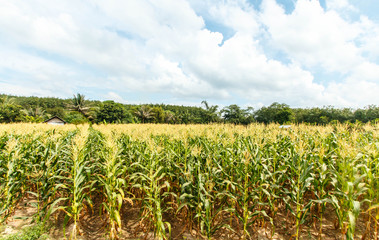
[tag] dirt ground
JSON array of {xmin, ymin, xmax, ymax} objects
[{"xmin": 1, "ymin": 196, "xmax": 376, "ymax": 240}]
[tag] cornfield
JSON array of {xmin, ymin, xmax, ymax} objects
[{"xmin": 0, "ymin": 123, "xmax": 378, "ymax": 240}]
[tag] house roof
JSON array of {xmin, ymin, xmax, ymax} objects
[{"xmin": 44, "ymin": 116, "xmax": 67, "ymax": 123}]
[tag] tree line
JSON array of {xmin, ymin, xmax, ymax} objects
[{"xmin": 0, "ymin": 94, "xmax": 378, "ymax": 125}]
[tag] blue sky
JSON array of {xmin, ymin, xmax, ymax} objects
[{"xmin": 0, "ymin": 0, "xmax": 378, "ymax": 108}]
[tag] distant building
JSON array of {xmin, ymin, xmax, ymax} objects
[
  {"xmin": 279, "ymin": 125, "xmax": 291, "ymax": 129},
  {"xmin": 44, "ymin": 116, "xmax": 66, "ymax": 125}
]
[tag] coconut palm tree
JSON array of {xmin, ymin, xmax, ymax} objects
[
  {"xmin": 22, "ymin": 106, "xmax": 46, "ymax": 118},
  {"xmin": 0, "ymin": 96, "xmax": 15, "ymax": 107},
  {"xmin": 201, "ymin": 100, "xmax": 220, "ymax": 123},
  {"xmin": 164, "ymin": 110, "xmax": 175, "ymax": 123},
  {"xmin": 135, "ymin": 105, "xmax": 154, "ymax": 123},
  {"xmin": 21, "ymin": 106, "xmax": 49, "ymax": 122},
  {"xmin": 68, "ymin": 93, "xmax": 91, "ymax": 119},
  {"xmin": 21, "ymin": 107, "xmax": 50, "ymax": 122}
]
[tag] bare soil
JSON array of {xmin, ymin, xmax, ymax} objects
[
  {"xmin": 0, "ymin": 197, "xmax": 38, "ymax": 236},
  {"xmin": 1, "ymin": 196, "xmax": 377, "ymax": 239}
]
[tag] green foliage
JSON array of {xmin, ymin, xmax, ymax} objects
[
  {"xmin": 96, "ymin": 100, "xmax": 131, "ymax": 123},
  {"xmin": 63, "ymin": 112, "xmax": 88, "ymax": 124},
  {"xmin": 254, "ymin": 102, "xmax": 293, "ymax": 124},
  {"xmin": 201, "ymin": 101, "xmax": 221, "ymax": 123},
  {"xmin": 294, "ymin": 106, "xmax": 360, "ymax": 125},
  {"xmin": 0, "ymin": 223, "xmax": 48, "ymax": 240},
  {"xmin": 1, "ymin": 94, "xmax": 379, "ymax": 125},
  {"xmin": 0, "ymin": 105, "xmax": 25, "ymax": 123},
  {"xmin": 134, "ymin": 105, "xmax": 154, "ymax": 123},
  {"xmin": 221, "ymin": 104, "xmax": 254, "ymax": 124},
  {"xmin": 151, "ymin": 106, "xmax": 165, "ymax": 123},
  {"xmin": 46, "ymin": 107, "xmax": 65, "ymax": 119},
  {"xmin": 68, "ymin": 94, "xmax": 90, "ymax": 116}
]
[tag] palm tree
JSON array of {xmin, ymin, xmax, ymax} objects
[
  {"xmin": 21, "ymin": 106, "xmax": 48, "ymax": 123},
  {"xmin": 164, "ymin": 110, "xmax": 175, "ymax": 123},
  {"xmin": 0, "ymin": 96, "xmax": 15, "ymax": 107},
  {"xmin": 22, "ymin": 106, "xmax": 46, "ymax": 118},
  {"xmin": 221, "ymin": 104, "xmax": 251, "ymax": 124},
  {"xmin": 68, "ymin": 93, "xmax": 91, "ymax": 119},
  {"xmin": 134, "ymin": 105, "xmax": 154, "ymax": 123},
  {"xmin": 179, "ymin": 110, "xmax": 193, "ymax": 124},
  {"xmin": 201, "ymin": 100, "xmax": 220, "ymax": 123}
]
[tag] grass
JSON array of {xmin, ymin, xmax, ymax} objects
[{"xmin": 0, "ymin": 223, "xmax": 48, "ymax": 240}]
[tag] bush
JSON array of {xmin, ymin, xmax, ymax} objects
[{"xmin": 0, "ymin": 224, "xmax": 48, "ymax": 240}]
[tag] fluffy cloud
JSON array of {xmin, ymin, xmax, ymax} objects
[
  {"xmin": 260, "ymin": 0, "xmax": 379, "ymax": 106},
  {"xmin": 358, "ymin": 16, "xmax": 379, "ymax": 59},
  {"xmin": 0, "ymin": 47, "xmax": 75, "ymax": 97},
  {"xmin": 0, "ymin": 0, "xmax": 378, "ymax": 107},
  {"xmin": 261, "ymin": 0, "xmax": 363, "ymax": 73},
  {"xmin": 208, "ymin": 1, "xmax": 260, "ymax": 36},
  {"xmin": 327, "ymin": 0, "xmax": 355, "ymax": 10},
  {"xmin": 324, "ymin": 80, "xmax": 379, "ymax": 107},
  {"xmin": 104, "ymin": 92, "xmax": 128, "ymax": 104}
]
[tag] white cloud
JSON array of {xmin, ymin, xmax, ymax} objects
[
  {"xmin": 0, "ymin": 0, "xmax": 378, "ymax": 108},
  {"xmin": 209, "ymin": 1, "xmax": 260, "ymax": 35},
  {"xmin": 259, "ymin": 0, "xmax": 379, "ymax": 106},
  {"xmin": 358, "ymin": 16, "xmax": 379, "ymax": 59},
  {"xmin": 261, "ymin": 0, "xmax": 363, "ymax": 73},
  {"xmin": 324, "ymin": 80, "xmax": 379, "ymax": 107},
  {"xmin": 0, "ymin": 82, "xmax": 54, "ymax": 97},
  {"xmin": 104, "ymin": 92, "xmax": 128, "ymax": 104},
  {"xmin": 326, "ymin": 0, "xmax": 357, "ymax": 12},
  {"xmin": 350, "ymin": 61, "xmax": 379, "ymax": 82},
  {"xmin": 0, "ymin": 47, "xmax": 76, "ymax": 97},
  {"xmin": 142, "ymin": 55, "xmax": 231, "ymax": 99}
]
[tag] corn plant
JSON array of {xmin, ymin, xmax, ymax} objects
[
  {"xmin": 97, "ymin": 133, "xmax": 129, "ymax": 239},
  {"xmin": 173, "ymin": 141, "xmax": 198, "ymax": 231},
  {"xmin": 131, "ymin": 146, "xmax": 172, "ymax": 240},
  {"xmin": 0, "ymin": 137, "xmax": 25, "ymax": 222},
  {"xmin": 50, "ymin": 128, "xmax": 94, "ymax": 239},
  {"xmin": 26, "ymin": 132, "xmax": 70, "ymax": 222},
  {"xmin": 311, "ymin": 161, "xmax": 332, "ymax": 239},
  {"xmin": 0, "ymin": 122, "xmax": 378, "ymax": 240},
  {"xmin": 359, "ymin": 131, "xmax": 379, "ymax": 239},
  {"xmin": 330, "ymin": 144, "xmax": 368, "ymax": 239},
  {"xmin": 230, "ymin": 148, "xmax": 266, "ymax": 239},
  {"xmin": 187, "ymin": 138, "xmax": 231, "ymax": 239},
  {"xmin": 282, "ymin": 139, "xmax": 314, "ymax": 240}
]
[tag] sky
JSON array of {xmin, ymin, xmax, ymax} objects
[{"xmin": 0, "ymin": 0, "xmax": 379, "ymax": 109}]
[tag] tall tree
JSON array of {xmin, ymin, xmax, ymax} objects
[
  {"xmin": 164, "ymin": 110, "xmax": 175, "ymax": 123},
  {"xmin": 134, "ymin": 105, "xmax": 154, "ymax": 123},
  {"xmin": 96, "ymin": 101, "xmax": 130, "ymax": 123},
  {"xmin": 255, "ymin": 102, "xmax": 293, "ymax": 124},
  {"xmin": 68, "ymin": 93, "xmax": 92, "ymax": 120},
  {"xmin": 151, "ymin": 106, "xmax": 165, "ymax": 123},
  {"xmin": 222, "ymin": 104, "xmax": 245, "ymax": 124},
  {"xmin": 21, "ymin": 106, "xmax": 48, "ymax": 122},
  {"xmin": 201, "ymin": 100, "xmax": 220, "ymax": 123},
  {"xmin": 0, "ymin": 96, "xmax": 25, "ymax": 123},
  {"xmin": 179, "ymin": 110, "xmax": 194, "ymax": 124},
  {"xmin": 0, "ymin": 96, "xmax": 15, "ymax": 107}
]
